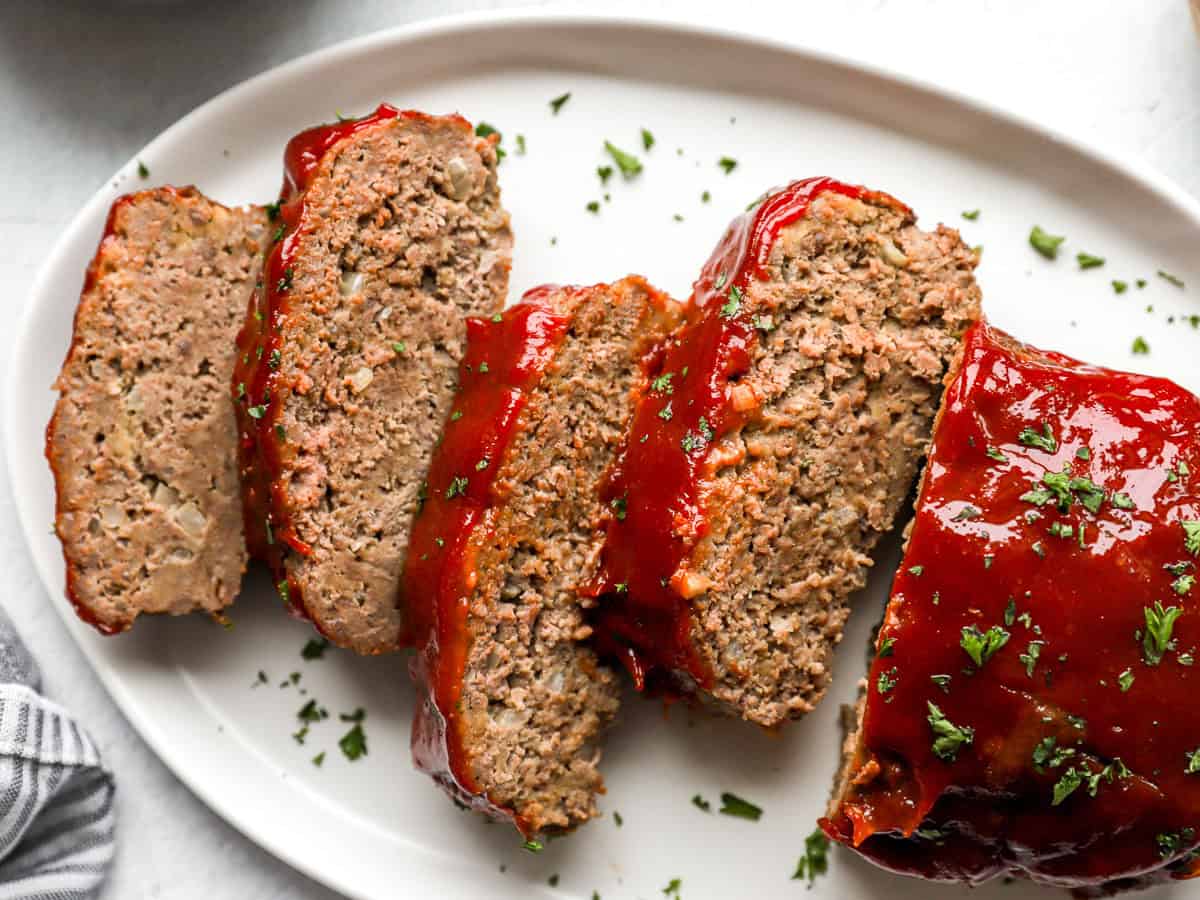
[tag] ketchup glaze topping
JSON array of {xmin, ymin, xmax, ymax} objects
[
  {"xmin": 587, "ymin": 177, "xmax": 908, "ymax": 690},
  {"xmin": 231, "ymin": 104, "xmax": 468, "ymax": 621},
  {"xmin": 822, "ymin": 321, "xmax": 1200, "ymax": 889},
  {"xmin": 404, "ymin": 294, "xmax": 572, "ymax": 836}
]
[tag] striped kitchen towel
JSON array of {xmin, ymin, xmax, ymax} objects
[{"xmin": 0, "ymin": 606, "xmax": 114, "ymax": 900}]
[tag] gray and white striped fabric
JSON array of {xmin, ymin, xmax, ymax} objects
[{"xmin": 0, "ymin": 607, "xmax": 114, "ymax": 900}]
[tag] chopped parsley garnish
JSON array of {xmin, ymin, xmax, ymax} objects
[
  {"xmin": 1029, "ymin": 226, "xmax": 1066, "ymax": 259},
  {"xmin": 718, "ymin": 792, "xmax": 762, "ymax": 821},
  {"xmin": 908, "ymin": 565, "xmax": 925, "ymax": 576},
  {"xmin": 651, "ymin": 372, "xmax": 675, "ymax": 394},
  {"xmin": 548, "ymin": 875, "xmax": 559, "ymax": 887},
  {"xmin": 878, "ymin": 636, "xmax": 896, "ymax": 657},
  {"xmin": 611, "ymin": 497, "xmax": 627, "ymax": 521},
  {"xmin": 1118, "ymin": 668, "xmax": 1135, "ymax": 692},
  {"xmin": 515, "ymin": 134, "xmax": 526, "ymax": 155},
  {"xmin": 791, "ymin": 828, "xmax": 830, "ymax": 886},
  {"xmin": 474, "ymin": 122, "xmax": 498, "ymax": 139},
  {"xmin": 549, "ymin": 92, "xmax": 571, "ymax": 114},
  {"xmin": 691, "ymin": 794, "xmax": 711, "ymax": 812},
  {"xmin": 662, "ymin": 879, "xmax": 682, "ymax": 897},
  {"xmin": 658, "ymin": 401, "xmax": 673, "ymax": 422},
  {"xmin": 1087, "ymin": 759, "xmax": 1131, "ymax": 797},
  {"xmin": 586, "ymin": 200, "xmax": 600, "ymax": 214},
  {"xmin": 1020, "ymin": 641, "xmax": 1044, "ymax": 677},
  {"xmin": 930, "ymin": 674, "xmax": 952, "ymax": 693},
  {"xmin": 961, "ymin": 209, "xmax": 980, "ymax": 221},
  {"xmin": 247, "ymin": 404, "xmax": 267, "ymax": 419},
  {"xmin": 986, "ymin": 446, "xmax": 1007, "ymax": 462},
  {"xmin": 927, "ymin": 701, "xmax": 973, "ymax": 761},
  {"xmin": 1183, "ymin": 521, "xmax": 1200, "ymax": 556},
  {"xmin": 1173, "ymin": 574, "xmax": 1196, "ymax": 596},
  {"xmin": 475, "ymin": 458, "xmax": 489, "ymax": 471},
  {"xmin": 1076, "ymin": 447, "xmax": 1091, "ymax": 460},
  {"xmin": 1156, "ymin": 828, "xmax": 1195, "ymax": 858},
  {"xmin": 137, "ymin": 159, "xmax": 150, "ymax": 178},
  {"xmin": 312, "ymin": 751, "xmax": 325, "ymax": 767},
  {"xmin": 1051, "ymin": 767, "xmax": 1083, "ymax": 805},
  {"xmin": 338, "ymin": 713, "xmax": 367, "ymax": 761},
  {"xmin": 523, "ymin": 838, "xmax": 544, "ymax": 852},
  {"xmin": 604, "ymin": 141, "xmax": 643, "ymax": 178},
  {"xmin": 596, "ymin": 165, "xmax": 613, "ymax": 184},
  {"xmin": 960, "ymin": 624, "xmax": 1010, "ymax": 667},
  {"xmin": 1186, "ymin": 749, "xmax": 1200, "ymax": 774},
  {"xmin": 1033, "ymin": 737, "xmax": 1075, "ymax": 771},
  {"xmin": 641, "ymin": 128, "xmax": 655, "ymax": 151},
  {"xmin": 701, "ymin": 190, "xmax": 711, "ymax": 203},
  {"xmin": 720, "ymin": 285, "xmax": 742, "ymax": 318},
  {"xmin": 1110, "ymin": 491, "xmax": 1135, "ymax": 509},
  {"xmin": 277, "ymin": 580, "xmax": 290, "ymax": 604},
  {"xmin": 264, "ymin": 201, "xmax": 280, "ymax": 221},
  {"xmin": 1132, "ymin": 336, "xmax": 1150, "ymax": 355},
  {"xmin": 1004, "ymin": 599, "xmax": 1017, "ymax": 626},
  {"xmin": 1018, "ymin": 423, "xmax": 1058, "ymax": 453},
  {"xmin": 1158, "ymin": 269, "xmax": 1185, "ymax": 288},
  {"xmin": 445, "ymin": 476, "xmax": 469, "ymax": 499},
  {"xmin": 1142, "ymin": 601, "xmax": 1183, "ymax": 665},
  {"xmin": 297, "ymin": 699, "xmax": 328, "ymax": 723},
  {"xmin": 268, "ymin": 349, "xmax": 281, "ymax": 370},
  {"xmin": 752, "ymin": 314, "xmax": 775, "ymax": 332},
  {"xmin": 612, "ymin": 811, "xmax": 623, "ymax": 827},
  {"xmin": 876, "ymin": 667, "xmax": 899, "ymax": 695},
  {"xmin": 301, "ymin": 638, "xmax": 329, "ymax": 660},
  {"xmin": 718, "ymin": 156, "xmax": 738, "ymax": 175},
  {"xmin": 951, "ymin": 504, "xmax": 982, "ymax": 522},
  {"xmin": 1049, "ymin": 521, "xmax": 1073, "ymax": 539},
  {"xmin": 1112, "ymin": 280, "xmax": 1128, "ymax": 294},
  {"xmin": 1076, "ymin": 252, "xmax": 1105, "ymax": 270},
  {"xmin": 450, "ymin": 410, "xmax": 463, "ymax": 422},
  {"xmin": 392, "ymin": 341, "xmax": 407, "ymax": 354}
]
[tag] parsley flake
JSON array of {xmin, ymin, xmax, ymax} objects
[
  {"xmin": 1051, "ymin": 767, "xmax": 1084, "ymax": 805},
  {"xmin": 1158, "ymin": 270, "xmax": 1185, "ymax": 289},
  {"xmin": 720, "ymin": 285, "xmax": 743, "ymax": 318},
  {"xmin": 549, "ymin": 92, "xmax": 571, "ymax": 114},
  {"xmin": 1018, "ymin": 423, "xmax": 1058, "ymax": 453},
  {"xmin": 927, "ymin": 701, "xmax": 973, "ymax": 761},
  {"xmin": 1132, "ymin": 336, "xmax": 1150, "ymax": 355},
  {"xmin": 791, "ymin": 828, "xmax": 830, "ymax": 886},
  {"xmin": 1077, "ymin": 252, "xmax": 1105, "ymax": 270},
  {"xmin": 718, "ymin": 792, "xmax": 762, "ymax": 821},
  {"xmin": 1142, "ymin": 601, "xmax": 1183, "ymax": 666},
  {"xmin": 961, "ymin": 209, "xmax": 980, "ymax": 221},
  {"xmin": 1029, "ymin": 226, "xmax": 1066, "ymax": 260},
  {"xmin": 960, "ymin": 624, "xmax": 1010, "ymax": 667},
  {"xmin": 301, "ymin": 638, "xmax": 329, "ymax": 660},
  {"xmin": 604, "ymin": 141, "xmax": 643, "ymax": 178}
]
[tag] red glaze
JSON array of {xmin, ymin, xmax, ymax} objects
[
  {"xmin": 48, "ymin": 186, "xmax": 212, "ymax": 636},
  {"xmin": 587, "ymin": 178, "xmax": 909, "ymax": 690},
  {"xmin": 822, "ymin": 321, "xmax": 1200, "ymax": 890},
  {"xmin": 405, "ymin": 294, "xmax": 573, "ymax": 836},
  {"xmin": 231, "ymin": 105, "xmax": 472, "ymax": 621}
]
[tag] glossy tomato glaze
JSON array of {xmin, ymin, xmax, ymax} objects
[
  {"xmin": 48, "ymin": 186, "xmax": 208, "ymax": 635},
  {"xmin": 404, "ymin": 292, "xmax": 572, "ymax": 835},
  {"xmin": 586, "ymin": 177, "xmax": 910, "ymax": 690},
  {"xmin": 822, "ymin": 321, "xmax": 1200, "ymax": 891},
  {"xmin": 231, "ymin": 104, "xmax": 470, "ymax": 621}
]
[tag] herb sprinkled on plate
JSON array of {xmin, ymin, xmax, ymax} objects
[
  {"xmin": 1132, "ymin": 336, "xmax": 1150, "ymax": 355},
  {"xmin": 718, "ymin": 792, "xmax": 762, "ymax": 821},
  {"xmin": 792, "ymin": 828, "xmax": 830, "ymax": 886},
  {"xmin": 1029, "ymin": 225, "xmax": 1066, "ymax": 260},
  {"xmin": 604, "ymin": 141, "xmax": 643, "ymax": 178},
  {"xmin": 549, "ymin": 92, "xmax": 571, "ymax": 115},
  {"xmin": 718, "ymin": 156, "xmax": 738, "ymax": 175},
  {"xmin": 1077, "ymin": 252, "xmax": 1105, "ymax": 270}
]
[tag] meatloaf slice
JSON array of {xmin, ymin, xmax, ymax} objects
[
  {"xmin": 233, "ymin": 105, "xmax": 512, "ymax": 654},
  {"xmin": 47, "ymin": 186, "xmax": 268, "ymax": 634},
  {"xmin": 822, "ymin": 321, "xmax": 1200, "ymax": 895},
  {"xmin": 406, "ymin": 278, "xmax": 683, "ymax": 835},
  {"xmin": 590, "ymin": 177, "xmax": 982, "ymax": 726}
]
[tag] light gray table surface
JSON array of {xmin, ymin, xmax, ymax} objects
[{"xmin": 1, "ymin": 1, "xmax": 1197, "ymax": 897}]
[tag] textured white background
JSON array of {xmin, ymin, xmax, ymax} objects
[{"xmin": 1, "ymin": 2, "xmax": 1197, "ymax": 897}]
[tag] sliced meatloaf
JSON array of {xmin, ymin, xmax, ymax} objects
[
  {"xmin": 406, "ymin": 278, "xmax": 683, "ymax": 835},
  {"xmin": 590, "ymin": 177, "xmax": 982, "ymax": 727},
  {"xmin": 823, "ymin": 321, "xmax": 1200, "ymax": 895},
  {"xmin": 47, "ymin": 186, "xmax": 268, "ymax": 634},
  {"xmin": 233, "ymin": 105, "xmax": 512, "ymax": 654}
]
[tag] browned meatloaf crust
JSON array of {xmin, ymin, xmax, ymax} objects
[
  {"xmin": 590, "ymin": 178, "xmax": 983, "ymax": 727},
  {"xmin": 233, "ymin": 106, "xmax": 512, "ymax": 655},
  {"xmin": 47, "ymin": 186, "xmax": 268, "ymax": 634},
  {"xmin": 406, "ymin": 278, "xmax": 683, "ymax": 835}
]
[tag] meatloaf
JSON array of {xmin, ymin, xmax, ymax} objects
[
  {"xmin": 589, "ymin": 177, "xmax": 982, "ymax": 726},
  {"xmin": 47, "ymin": 186, "xmax": 268, "ymax": 634},
  {"xmin": 823, "ymin": 321, "xmax": 1200, "ymax": 896},
  {"xmin": 233, "ymin": 105, "xmax": 512, "ymax": 654},
  {"xmin": 406, "ymin": 278, "xmax": 683, "ymax": 835}
]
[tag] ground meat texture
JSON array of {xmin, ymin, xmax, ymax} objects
[
  {"xmin": 47, "ymin": 186, "xmax": 268, "ymax": 634},
  {"xmin": 591, "ymin": 178, "xmax": 982, "ymax": 727},
  {"xmin": 233, "ymin": 106, "xmax": 512, "ymax": 654},
  {"xmin": 823, "ymin": 321, "xmax": 1200, "ymax": 896},
  {"xmin": 406, "ymin": 278, "xmax": 683, "ymax": 835}
]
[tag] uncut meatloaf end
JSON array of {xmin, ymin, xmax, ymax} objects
[
  {"xmin": 233, "ymin": 106, "xmax": 512, "ymax": 655},
  {"xmin": 591, "ymin": 177, "xmax": 982, "ymax": 727},
  {"xmin": 407, "ymin": 277, "xmax": 683, "ymax": 834},
  {"xmin": 47, "ymin": 186, "xmax": 268, "ymax": 634}
]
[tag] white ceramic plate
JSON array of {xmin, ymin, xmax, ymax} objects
[{"xmin": 8, "ymin": 11, "xmax": 1200, "ymax": 900}]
